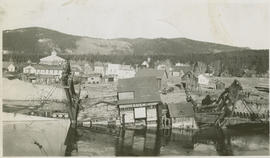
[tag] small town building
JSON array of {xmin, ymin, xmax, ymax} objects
[
  {"xmin": 118, "ymin": 65, "xmax": 136, "ymax": 79},
  {"xmin": 215, "ymin": 80, "xmax": 225, "ymax": 90},
  {"xmin": 198, "ymin": 74, "xmax": 210, "ymax": 85},
  {"xmin": 167, "ymin": 102, "xmax": 198, "ymax": 129},
  {"xmin": 23, "ymin": 65, "xmax": 37, "ymax": 74},
  {"xmin": 141, "ymin": 60, "xmax": 150, "ymax": 68},
  {"xmin": 7, "ymin": 63, "xmax": 16, "ymax": 72},
  {"xmin": 106, "ymin": 63, "xmax": 120, "ymax": 76},
  {"xmin": 105, "ymin": 64, "xmax": 136, "ymax": 80},
  {"xmin": 39, "ymin": 51, "xmax": 65, "ymax": 65},
  {"xmin": 34, "ymin": 64, "xmax": 63, "ymax": 76},
  {"xmin": 171, "ymin": 66, "xmax": 192, "ymax": 77},
  {"xmin": 117, "ymin": 77, "xmax": 162, "ymax": 127},
  {"xmin": 181, "ymin": 71, "xmax": 198, "ymax": 91},
  {"xmin": 135, "ymin": 69, "xmax": 168, "ymax": 90},
  {"xmin": 23, "ymin": 64, "xmax": 64, "ymax": 84},
  {"xmin": 3, "ymin": 62, "xmax": 16, "ymax": 72},
  {"xmin": 104, "ymin": 75, "xmax": 115, "ymax": 83},
  {"xmin": 71, "ymin": 66, "xmax": 81, "ymax": 76},
  {"xmin": 83, "ymin": 63, "xmax": 94, "ymax": 74},
  {"xmin": 35, "ymin": 64, "xmax": 64, "ymax": 84},
  {"xmin": 94, "ymin": 62, "xmax": 106, "ymax": 77}
]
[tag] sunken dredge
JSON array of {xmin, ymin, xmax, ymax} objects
[{"xmin": 182, "ymin": 80, "xmax": 269, "ymax": 132}]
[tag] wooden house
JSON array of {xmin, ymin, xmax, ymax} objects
[
  {"xmin": 135, "ymin": 69, "xmax": 168, "ymax": 90},
  {"xmin": 23, "ymin": 65, "xmax": 37, "ymax": 74},
  {"xmin": 167, "ymin": 102, "xmax": 198, "ymax": 129},
  {"xmin": 3, "ymin": 62, "xmax": 16, "ymax": 72},
  {"xmin": 118, "ymin": 65, "xmax": 136, "ymax": 79},
  {"xmin": 198, "ymin": 74, "xmax": 210, "ymax": 86},
  {"xmin": 117, "ymin": 76, "xmax": 162, "ymax": 128},
  {"xmin": 181, "ymin": 71, "xmax": 199, "ymax": 91},
  {"xmin": 23, "ymin": 64, "xmax": 64, "ymax": 84},
  {"xmin": 104, "ymin": 75, "xmax": 115, "ymax": 83},
  {"xmin": 94, "ymin": 62, "xmax": 106, "ymax": 77}
]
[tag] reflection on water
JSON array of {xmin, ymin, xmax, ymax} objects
[
  {"xmin": 3, "ymin": 120, "xmax": 269, "ymax": 156},
  {"xmin": 3, "ymin": 120, "xmax": 70, "ymax": 156}
]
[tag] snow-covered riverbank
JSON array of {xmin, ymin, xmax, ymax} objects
[
  {"xmin": 3, "ymin": 78, "xmax": 66, "ymax": 101},
  {"xmin": 2, "ymin": 112, "xmax": 65, "ymax": 122}
]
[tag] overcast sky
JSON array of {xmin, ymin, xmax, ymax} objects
[{"xmin": 0, "ymin": 0, "xmax": 269, "ymax": 49}]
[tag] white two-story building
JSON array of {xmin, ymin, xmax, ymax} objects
[{"xmin": 23, "ymin": 51, "xmax": 66, "ymax": 84}]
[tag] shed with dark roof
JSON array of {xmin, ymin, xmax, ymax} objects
[
  {"xmin": 135, "ymin": 69, "xmax": 168, "ymax": 90},
  {"xmin": 117, "ymin": 76, "xmax": 162, "ymax": 127},
  {"xmin": 167, "ymin": 102, "xmax": 197, "ymax": 129},
  {"xmin": 167, "ymin": 102, "xmax": 194, "ymax": 117},
  {"xmin": 117, "ymin": 76, "xmax": 161, "ymax": 105}
]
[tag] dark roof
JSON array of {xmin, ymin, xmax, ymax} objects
[
  {"xmin": 117, "ymin": 76, "xmax": 161, "ymax": 105},
  {"xmin": 168, "ymin": 102, "xmax": 194, "ymax": 117},
  {"xmin": 181, "ymin": 71, "xmax": 198, "ymax": 80},
  {"xmin": 135, "ymin": 69, "xmax": 168, "ymax": 79}
]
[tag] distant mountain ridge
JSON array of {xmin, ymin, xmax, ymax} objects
[{"xmin": 3, "ymin": 27, "xmax": 248, "ymax": 56}]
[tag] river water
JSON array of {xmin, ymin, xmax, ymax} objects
[{"xmin": 3, "ymin": 119, "xmax": 269, "ymax": 156}]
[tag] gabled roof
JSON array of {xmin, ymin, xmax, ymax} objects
[
  {"xmin": 117, "ymin": 76, "xmax": 161, "ymax": 105},
  {"xmin": 181, "ymin": 71, "xmax": 198, "ymax": 80},
  {"xmin": 23, "ymin": 65, "xmax": 35, "ymax": 69},
  {"xmin": 135, "ymin": 69, "xmax": 168, "ymax": 79},
  {"xmin": 167, "ymin": 102, "xmax": 194, "ymax": 117},
  {"xmin": 40, "ymin": 54, "xmax": 65, "ymax": 62}
]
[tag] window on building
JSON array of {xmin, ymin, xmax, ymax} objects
[
  {"xmin": 118, "ymin": 91, "xmax": 134, "ymax": 100},
  {"xmin": 134, "ymin": 107, "xmax": 146, "ymax": 119}
]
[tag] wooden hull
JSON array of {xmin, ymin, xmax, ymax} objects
[
  {"xmin": 194, "ymin": 112, "xmax": 269, "ymax": 132},
  {"xmin": 194, "ymin": 112, "xmax": 220, "ymax": 128}
]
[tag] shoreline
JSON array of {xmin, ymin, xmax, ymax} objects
[{"xmin": 2, "ymin": 112, "xmax": 68, "ymax": 122}]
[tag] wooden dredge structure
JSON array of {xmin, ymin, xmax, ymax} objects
[
  {"xmin": 61, "ymin": 60, "xmax": 82, "ymax": 126},
  {"xmin": 182, "ymin": 80, "xmax": 269, "ymax": 131}
]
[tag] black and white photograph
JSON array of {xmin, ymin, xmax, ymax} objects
[{"xmin": 1, "ymin": 0, "xmax": 269, "ymax": 156}]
